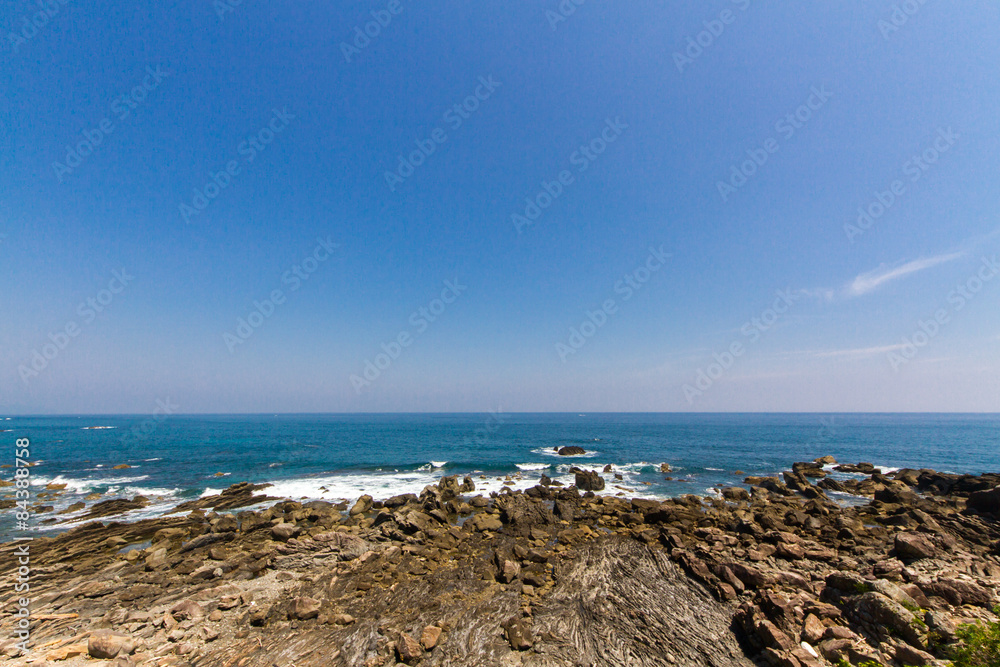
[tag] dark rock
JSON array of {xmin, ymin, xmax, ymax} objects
[
  {"xmin": 558, "ymin": 446, "xmax": 586, "ymax": 456},
  {"xmin": 894, "ymin": 532, "xmax": 936, "ymax": 560},
  {"xmin": 574, "ymin": 470, "xmax": 605, "ymax": 491}
]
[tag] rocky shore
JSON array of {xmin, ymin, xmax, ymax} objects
[{"xmin": 2, "ymin": 460, "xmax": 999, "ymax": 666}]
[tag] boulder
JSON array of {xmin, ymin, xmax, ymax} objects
[
  {"xmin": 289, "ymin": 596, "xmax": 321, "ymax": 620},
  {"xmin": 88, "ymin": 632, "xmax": 127, "ymax": 659},
  {"xmin": 894, "ymin": 532, "xmax": 936, "ymax": 561},
  {"xmin": 349, "ymin": 494, "xmax": 373, "ymax": 516},
  {"xmin": 503, "ymin": 617, "xmax": 534, "ymax": 651},
  {"xmin": 558, "ymin": 446, "xmax": 586, "ymax": 456},
  {"xmin": 574, "ymin": 470, "xmax": 605, "ymax": 491},
  {"xmin": 396, "ymin": 632, "xmax": 423, "ymax": 663},
  {"xmin": 967, "ymin": 486, "xmax": 1000, "ymax": 515},
  {"xmin": 420, "ymin": 625, "xmax": 443, "ymax": 650},
  {"xmin": 270, "ymin": 522, "xmax": 300, "ymax": 541}
]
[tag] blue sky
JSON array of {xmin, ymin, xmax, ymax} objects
[{"xmin": 2, "ymin": 0, "xmax": 999, "ymax": 413}]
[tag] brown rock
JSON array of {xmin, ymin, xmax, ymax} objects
[
  {"xmin": 289, "ymin": 596, "xmax": 321, "ymax": 620},
  {"xmin": 271, "ymin": 522, "xmax": 300, "ymax": 541},
  {"xmin": 504, "ymin": 617, "xmax": 534, "ymax": 651},
  {"xmin": 420, "ymin": 625, "xmax": 442, "ymax": 650},
  {"xmin": 801, "ymin": 614, "xmax": 825, "ymax": 645},
  {"xmin": 88, "ymin": 633, "xmax": 127, "ymax": 659},
  {"xmin": 574, "ymin": 470, "xmax": 605, "ymax": 491},
  {"xmin": 894, "ymin": 532, "xmax": 936, "ymax": 560},
  {"xmin": 329, "ymin": 613, "xmax": 355, "ymax": 625},
  {"xmin": 350, "ymin": 494, "xmax": 373, "ymax": 516},
  {"xmin": 396, "ymin": 631, "xmax": 423, "ymax": 663},
  {"xmin": 170, "ymin": 600, "xmax": 205, "ymax": 622}
]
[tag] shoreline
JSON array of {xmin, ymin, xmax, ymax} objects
[{"xmin": 1, "ymin": 458, "xmax": 998, "ymax": 665}]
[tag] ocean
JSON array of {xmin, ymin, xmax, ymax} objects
[{"xmin": 2, "ymin": 413, "xmax": 998, "ymax": 540}]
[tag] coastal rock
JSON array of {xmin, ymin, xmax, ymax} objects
[
  {"xmin": 503, "ymin": 616, "xmax": 534, "ymax": 650},
  {"xmin": 349, "ymin": 494, "xmax": 373, "ymax": 516},
  {"xmin": 271, "ymin": 522, "xmax": 300, "ymax": 541},
  {"xmin": 420, "ymin": 624, "xmax": 442, "ymax": 649},
  {"xmin": 88, "ymin": 632, "xmax": 127, "ymax": 659},
  {"xmin": 396, "ymin": 632, "xmax": 423, "ymax": 663},
  {"xmin": 289, "ymin": 596, "xmax": 321, "ymax": 620},
  {"xmin": 574, "ymin": 469, "xmax": 605, "ymax": 491},
  {"xmin": 894, "ymin": 532, "xmax": 936, "ymax": 560},
  {"xmin": 558, "ymin": 446, "xmax": 586, "ymax": 455},
  {"xmin": 967, "ymin": 486, "xmax": 1000, "ymax": 515}
]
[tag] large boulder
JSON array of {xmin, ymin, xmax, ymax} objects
[
  {"xmin": 574, "ymin": 470, "xmax": 605, "ymax": 491},
  {"xmin": 558, "ymin": 446, "xmax": 586, "ymax": 456},
  {"xmin": 894, "ymin": 532, "xmax": 936, "ymax": 561},
  {"xmin": 967, "ymin": 486, "xmax": 1000, "ymax": 515}
]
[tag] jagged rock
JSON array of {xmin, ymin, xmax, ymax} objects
[
  {"xmin": 842, "ymin": 592, "xmax": 924, "ymax": 646},
  {"xmin": 968, "ymin": 486, "xmax": 1000, "ymax": 515},
  {"xmin": 503, "ymin": 617, "xmax": 534, "ymax": 651},
  {"xmin": 575, "ymin": 469, "xmax": 605, "ymax": 491},
  {"xmin": 289, "ymin": 596, "xmax": 321, "ymax": 620},
  {"xmin": 421, "ymin": 625, "xmax": 442, "ymax": 649},
  {"xmin": 349, "ymin": 494, "xmax": 373, "ymax": 516},
  {"xmin": 271, "ymin": 522, "xmax": 300, "ymax": 541},
  {"xmin": 396, "ymin": 631, "xmax": 423, "ymax": 663},
  {"xmin": 894, "ymin": 532, "xmax": 937, "ymax": 560}
]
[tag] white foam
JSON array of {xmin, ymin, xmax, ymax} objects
[
  {"xmin": 81, "ymin": 426, "xmax": 116, "ymax": 430},
  {"xmin": 32, "ymin": 474, "xmax": 150, "ymax": 494},
  {"xmin": 516, "ymin": 463, "xmax": 550, "ymax": 471},
  {"xmin": 430, "ymin": 461, "xmax": 448, "ymax": 468},
  {"xmin": 531, "ymin": 447, "xmax": 598, "ymax": 458},
  {"xmin": 144, "ymin": 458, "xmax": 162, "ymax": 462},
  {"xmin": 705, "ymin": 467, "xmax": 724, "ymax": 471}
]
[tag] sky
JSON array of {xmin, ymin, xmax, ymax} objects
[{"xmin": 2, "ymin": 0, "xmax": 999, "ymax": 414}]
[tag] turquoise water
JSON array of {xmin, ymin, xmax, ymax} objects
[{"xmin": 2, "ymin": 413, "xmax": 998, "ymax": 539}]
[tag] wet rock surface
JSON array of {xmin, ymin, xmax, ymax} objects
[{"xmin": 1, "ymin": 466, "xmax": 998, "ymax": 666}]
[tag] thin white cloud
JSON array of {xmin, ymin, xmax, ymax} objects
[
  {"xmin": 847, "ymin": 252, "xmax": 964, "ymax": 297},
  {"xmin": 811, "ymin": 344, "xmax": 907, "ymax": 358}
]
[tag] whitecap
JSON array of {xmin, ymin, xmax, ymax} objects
[
  {"xmin": 430, "ymin": 461, "xmax": 448, "ymax": 468},
  {"xmin": 516, "ymin": 463, "xmax": 549, "ymax": 471}
]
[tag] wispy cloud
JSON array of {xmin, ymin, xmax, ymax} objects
[
  {"xmin": 811, "ymin": 344, "xmax": 907, "ymax": 358},
  {"xmin": 846, "ymin": 252, "xmax": 964, "ymax": 297}
]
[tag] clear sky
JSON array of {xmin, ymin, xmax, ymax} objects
[{"xmin": 2, "ymin": 0, "xmax": 999, "ymax": 414}]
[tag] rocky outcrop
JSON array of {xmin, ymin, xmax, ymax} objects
[{"xmin": 2, "ymin": 467, "xmax": 1000, "ymax": 666}]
